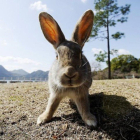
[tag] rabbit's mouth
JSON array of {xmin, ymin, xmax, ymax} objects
[
  {"xmin": 68, "ymin": 79, "xmax": 74, "ymax": 87},
  {"xmin": 60, "ymin": 78, "xmax": 84, "ymax": 88},
  {"xmin": 68, "ymin": 84, "xmax": 73, "ymax": 87}
]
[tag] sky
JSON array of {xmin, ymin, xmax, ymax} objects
[{"xmin": 0, "ymin": 0, "xmax": 140, "ymax": 73}]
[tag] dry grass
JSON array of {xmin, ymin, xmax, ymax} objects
[{"xmin": 0, "ymin": 79, "xmax": 140, "ymax": 140}]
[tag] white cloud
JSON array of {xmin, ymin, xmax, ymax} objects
[
  {"xmin": 93, "ymin": 10, "xmax": 97, "ymax": 15},
  {"xmin": 93, "ymin": 10, "xmax": 104, "ymax": 15},
  {"xmin": 1, "ymin": 40, "xmax": 8, "ymax": 46},
  {"xmin": 30, "ymin": 1, "xmax": 48, "ymax": 11},
  {"xmin": 81, "ymin": 0, "xmax": 87, "ymax": 3},
  {"xmin": 0, "ymin": 56, "xmax": 41, "ymax": 65},
  {"xmin": 92, "ymin": 48, "xmax": 103, "ymax": 54},
  {"xmin": 118, "ymin": 49, "xmax": 130, "ymax": 55}
]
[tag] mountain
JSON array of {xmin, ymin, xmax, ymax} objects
[
  {"xmin": 26, "ymin": 70, "xmax": 48, "ymax": 79},
  {"xmin": 10, "ymin": 69, "xmax": 29, "ymax": 76},
  {"xmin": 0, "ymin": 65, "xmax": 49, "ymax": 80},
  {"xmin": 0, "ymin": 65, "xmax": 13, "ymax": 77}
]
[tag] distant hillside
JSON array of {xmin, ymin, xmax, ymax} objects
[
  {"xmin": 0, "ymin": 65, "xmax": 48, "ymax": 79},
  {"xmin": 10, "ymin": 69, "xmax": 29, "ymax": 76},
  {"xmin": 0, "ymin": 65, "xmax": 13, "ymax": 77},
  {"xmin": 26, "ymin": 70, "xmax": 48, "ymax": 79}
]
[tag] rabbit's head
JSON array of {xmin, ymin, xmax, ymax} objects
[{"xmin": 39, "ymin": 10, "xmax": 94, "ymax": 87}]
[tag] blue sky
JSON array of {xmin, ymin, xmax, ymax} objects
[{"xmin": 0, "ymin": 0, "xmax": 140, "ymax": 73}]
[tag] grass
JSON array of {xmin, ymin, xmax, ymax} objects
[
  {"xmin": 0, "ymin": 79, "xmax": 140, "ymax": 140},
  {"xmin": 102, "ymin": 95, "xmax": 132, "ymax": 117}
]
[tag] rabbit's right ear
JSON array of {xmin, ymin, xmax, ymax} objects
[{"xmin": 39, "ymin": 12, "xmax": 65, "ymax": 49}]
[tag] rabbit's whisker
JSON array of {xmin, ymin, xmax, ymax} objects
[{"xmin": 79, "ymin": 61, "xmax": 88, "ymax": 68}]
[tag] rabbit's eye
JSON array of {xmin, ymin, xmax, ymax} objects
[{"xmin": 56, "ymin": 54, "xmax": 58, "ymax": 59}]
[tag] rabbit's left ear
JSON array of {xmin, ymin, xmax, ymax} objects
[{"xmin": 71, "ymin": 10, "xmax": 94, "ymax": 48}]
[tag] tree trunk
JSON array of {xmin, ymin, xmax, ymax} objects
[{"xmin": 107, "ymin": 17, "xmax": 111, "ymax": 79}]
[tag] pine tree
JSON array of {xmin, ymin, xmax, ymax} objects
[{"xmin": 91, "ymin": 0, "xmax": 131, "ymax": 79}]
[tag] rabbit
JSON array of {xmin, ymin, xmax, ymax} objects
[{"xmin": 37, "ymin": 10, "xmax": 97, "ymax": 127}]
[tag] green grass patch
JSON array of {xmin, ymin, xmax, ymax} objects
[{"xmin": 9, "ymin": 95, "xmax": 24, "ymax": 104}]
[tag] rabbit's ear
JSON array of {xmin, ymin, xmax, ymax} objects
[
  {"xmin": 39, "ymin": 12, "xmax": 65, "ymax": 49},
  {"xmin": 71, "ymin": 10, "xmax": 94, "ymax": 48}
]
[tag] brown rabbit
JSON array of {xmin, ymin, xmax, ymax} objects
[{"xmin": 37, "ymin": 10, "xmax": 97, "ymax": 127}]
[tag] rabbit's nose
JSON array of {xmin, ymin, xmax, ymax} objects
[{"xmin": 64, "ymin": 66, "xmax": 78, "ymax": 79}]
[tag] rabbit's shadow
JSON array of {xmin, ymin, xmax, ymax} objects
[
  {"xmin": 60, "ymin": 93, "xmax": 132, "ymax": 124},
  {"xmin": 52, "ymin": 92, "xmax": 140, "ymax": 139}
]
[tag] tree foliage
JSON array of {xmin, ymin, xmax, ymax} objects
[
  {"xmin": 91, "ymin": 0, "xmax": 131, "ymax": 40},
  {"xmin": 94, "ymin": 49, "xmax": 118, "ymax": 63},
  {"xmin": 111, "ymin": 55, "xmax": 140, "ymax": 73}
]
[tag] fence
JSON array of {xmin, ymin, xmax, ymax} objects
[
  {"xmin": 0, "ymin": 77, "xmax": 47, "ymax": 83},
  {"xmin": 125, "ymin": 74, "xmax": 135, "ymax": 79}
]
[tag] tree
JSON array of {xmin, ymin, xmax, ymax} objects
[
  {"xmin": 91, "ymin": 61, "xmax": 101, "ymax": 71},
  {"xmin": 111, "ymin": 55, "xmax": 139, "ymax": 73},
  {"xmin": 94, "ymin": 49, "xmax": 118, "ymax": 64},
  {"xmin": 90, "ymin": 0, "xmax": 131, "ymax": 79}
]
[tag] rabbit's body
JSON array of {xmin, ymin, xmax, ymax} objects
[{"xmin": 37, "ymin": 10, "xmax": 97, "ymax": 127}]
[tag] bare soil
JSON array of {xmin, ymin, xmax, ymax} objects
[{"xmin": 0, "ymin": 79, "xmax": 140, "ymax": 140}]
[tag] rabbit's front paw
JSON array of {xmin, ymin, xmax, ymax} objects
[
  {"xmin": 37, "ymin": 112, "xmax": 50, "ymax": 125},
  {"xmin": 84, "ymin": 113, "xmax": 97, "ymax": 127}
]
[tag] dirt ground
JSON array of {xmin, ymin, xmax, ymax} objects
[{"xmin": 0, "ymin": 79, "xmax": 140, "ymax": 140}]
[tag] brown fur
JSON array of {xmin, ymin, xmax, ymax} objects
[{"xmin": 37, "ymin": 10, "xmax": 97, "ymax": 127}]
